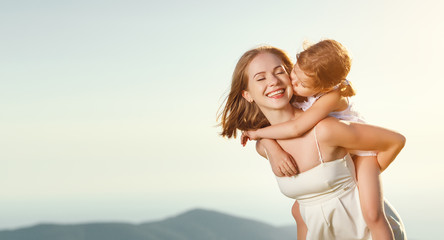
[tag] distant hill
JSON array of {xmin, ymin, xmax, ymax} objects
[{"xmin": 0, "ymin": 208, "xmax": 297, "ymax": 240}]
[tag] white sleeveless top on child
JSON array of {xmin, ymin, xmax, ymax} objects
[
  {"xmin": 292, "ymin": 92, "xmax": 376, "ymax": 157},
  {"xmin": 292, "ymin": 94, "xmax": 364, "ymax": 122},
  {"xmin": 275, "ymin": 128, "xmax": 407, "ymax": 239}
]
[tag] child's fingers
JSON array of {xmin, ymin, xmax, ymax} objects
[{"xmin": 240, "ymin": 132, "xmax": 250, "ymax": 146}]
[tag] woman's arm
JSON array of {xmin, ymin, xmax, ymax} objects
[
  {"xmin": 244, "ymin": 90, "xmax": 342, "ymax": 140},
  {"xmin": 317, "ymin": 118, "xmax": 406, "ymax": 171},
  {"xmin": 256, "ymin": 139, "xmax": 299, "ymax": 176}
]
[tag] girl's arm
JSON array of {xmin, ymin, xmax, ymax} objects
[
  {"xmin": 317, "ymin": 118, "xmax": 406, "ymax": 171},
  {"xmin": 255, "ymin": 139, "xmax": 299, "ymax": 176},
  {"xmin": 245, "ymin": 90, "xmax": 342, "ymax": 140}
]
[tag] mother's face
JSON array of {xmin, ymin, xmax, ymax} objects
[{"xmin": 241, "ymin": 52, "xmax": 293, "ymax": 111}]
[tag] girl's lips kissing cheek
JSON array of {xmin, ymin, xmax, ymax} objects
[{"xmin": 266, "ymin": 89, "xmax": 285, "ymax": 99}]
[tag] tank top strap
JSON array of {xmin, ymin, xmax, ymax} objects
[
  {"xmin": 313, "ymin": 127, "xmax": 325, "ymax": 164},
  {"xmin": 315, "ymin": 80, "xmax": 348, "ymax": 99}
]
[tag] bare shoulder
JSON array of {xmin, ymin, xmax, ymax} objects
[
  {"xmin": 315, "ymin": 117, "xmax": 350, "ymax": 142},
  {"xmin": 323, "ymin": 88, "xmax": 341, "ymax": 98}
]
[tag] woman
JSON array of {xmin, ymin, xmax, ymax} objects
[{"xmin": 218, "ymin": 46, "xmax": 406, "ymax": 239}]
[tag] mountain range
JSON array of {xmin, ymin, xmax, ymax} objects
[{"xmin": 0, "ymin": 208, "xmax": 297, "ymax": 240}]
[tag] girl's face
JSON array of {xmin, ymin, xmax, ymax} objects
[
  {"xmin": 290, "ymin": 63, "xmax": 319, "ymax": 97},
  {"xmin": 242, "ymin": 52, "xmax": 293, "ymax": 111}
]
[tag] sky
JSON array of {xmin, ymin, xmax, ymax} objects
[{"xmin": 1, "ymin": 0, "xmax": 443, "ymax": 239}]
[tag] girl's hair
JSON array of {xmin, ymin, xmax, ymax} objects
[
  {"xmin": 218, "ymin": 46, "xmax": 294, "ymax": 138},
  {"xmin": 297, "ymin": 39, "xmax": 356, "ymax": 97}
]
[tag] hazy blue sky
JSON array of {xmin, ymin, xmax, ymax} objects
[{"xmin": 1, "ymin": 0, "xmax": 443, "ymax": 239}]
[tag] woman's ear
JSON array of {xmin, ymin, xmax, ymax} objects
[{"xmin": 242, "ymin": 90, "xmax": 253, "ymax": 103}]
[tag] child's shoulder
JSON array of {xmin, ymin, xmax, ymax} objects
[
  {"xmin": 323, "ymin": 88, "xmax": 342, "ymax": 99},
  {"xmin": 314, "ymin": 117, "xmax": 341, "ymax": 141},
  {"xmin": 291, "ymin": 96, "xmax": 316, "ymax": 111}
]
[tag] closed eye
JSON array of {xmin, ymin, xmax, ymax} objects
[
  {"xmin": 275, "ymin": 66, "xmax": 286, "ymax": 75},
  {"xmin": 299, "ymin": 81, "xmax": 307, "ymax": 88}
]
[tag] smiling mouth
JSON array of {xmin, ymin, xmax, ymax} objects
[{"xmin": 266, "ymin": 89, "xmax": 285, "ymax": 98}]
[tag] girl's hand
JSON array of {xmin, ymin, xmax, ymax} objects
[
  {"xmin": 246, "ymin": 130, "xmax": 260, "ymax": 140},
  {"xmin": 240, "ymin": 130, "xmax": 260, "ymax": 146},
  {"xmin": 241, "ymin": 131, "xmax": 259, "ymax": 146},
  {"xmin": 240, "ymin": 131, "xmax": 250, "ymax": 147}
]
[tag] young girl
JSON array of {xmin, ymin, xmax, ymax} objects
[{"xmin": 241, "ymin": 40, "xmax": 397, "ymax": 239}]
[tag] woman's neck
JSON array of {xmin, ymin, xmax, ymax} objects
[{"xmin": 262, "ymin": 104, "xmax": 300, "ymax": 125}]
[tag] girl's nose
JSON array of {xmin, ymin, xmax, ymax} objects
[{"xmin": 290, "ymin": 71, "xmax": 299, "ymax": 85}]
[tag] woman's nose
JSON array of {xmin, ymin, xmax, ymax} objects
[{"xmin": 268, "ymin": 74, "xmax": 280, "ymax": 85}]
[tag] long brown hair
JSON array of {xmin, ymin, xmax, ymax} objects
[
  {"xmin": 218, "ymin": 46, "xmax": 293, "ymax": 138},
  {"xmin": 297, "ymin": 39, "xmax": 356, "ymax": 97}
]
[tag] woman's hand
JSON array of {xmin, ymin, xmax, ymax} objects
[
  {"xmin": 268, "ymin": 149, "xmax": 299, "ymax": 177},
  {"xmin": 256, "ymin": 139, "xmax": 299, "ymax": 177}
]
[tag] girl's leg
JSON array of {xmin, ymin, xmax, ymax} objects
[
  {"xmin": 292, "ymin": 200, "xmax": 307, "ymax": 240},
  {"xmin": 354, "ymin": 155, "xmax": 394, "ymax": 240}
]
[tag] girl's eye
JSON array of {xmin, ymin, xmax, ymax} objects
[
  {"xmin": 276, "ymin": 71, "xmax": 285, "ymax": 75},
  {"xmin": 257, "ymin": 77, "xmax": 265, "ymax": 81}
]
